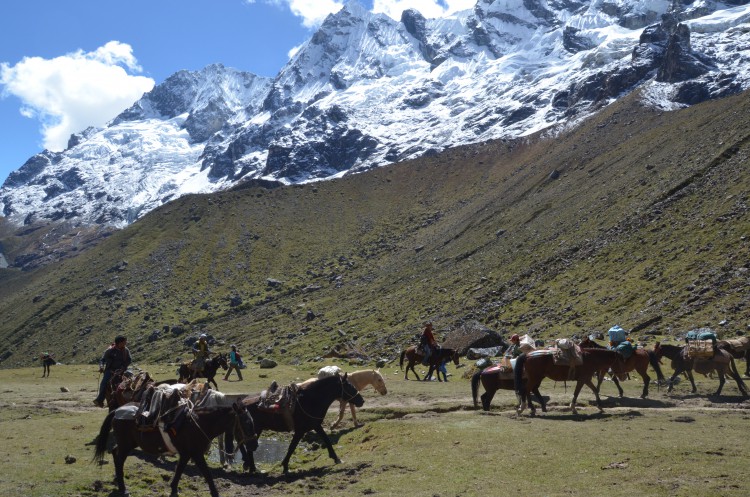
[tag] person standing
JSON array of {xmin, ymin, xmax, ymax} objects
[
  {"xmin": 40, "ymin": 352, "xmax": 55, "ymax": 378},
  {"xmin": 223, "ymin": 344, "xmax": 243, "ymax": 381},
  {"xmin": 93, "ymin": 335, "xmax": 132, "ymax": 408}
]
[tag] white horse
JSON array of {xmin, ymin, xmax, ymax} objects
[{"xmin": 305, "ymin": 366, "xmax": 387, "ymax": 429}]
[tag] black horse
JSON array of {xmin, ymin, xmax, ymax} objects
[
  {"xmin": 177, "ymin": 353, "xmax": 228, "ymax": 390},
  {"xmin": 93, "ymin": 401, "xmax": 257, "ymax": 497},
  {"xmin": 399, "ymin": 346, "xmax": 460, "ymax": 381},
  {"xmin": 236, "ymin": 372, "xmax": 364, "ymax": 474},
  {"xmin": 653, "ymin": 342, "xmax": 748, "ymax": 397}
]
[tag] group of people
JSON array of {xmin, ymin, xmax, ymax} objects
[{"xmin": 89, "ymin": 333, "xmax": 246, "ymax": 408}]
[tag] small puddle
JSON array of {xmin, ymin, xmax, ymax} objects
[{"xmin": 210, "ymin": 437, "xmax": 288, "ymax": 465}]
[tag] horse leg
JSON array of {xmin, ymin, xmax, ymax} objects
[
  {"xmin": 192, "ymin": 453, "xmax": 220, "ymax": 497},
  {"xmin": 350, "ymin": 402, "xmax": 362, "ymax": 427},
  {"xmin": 330, "ymin": 400, "xmax": 346, "ymax": 429},
  {"xmin": 640, "ymin": 373, "xmax": 650, "ymax": 399},
  {"xmin": 282, "ymin": 431, "xmax": 305, "ymax": 474},
  {"xmin": 667, "ymin": 366, "xmax": 683, "ymax": 393},
  {"xmin": 686, "ymin": 370, "xmax": 698, "ymax": 393},
  {"xmin": 713, "ymin": 366, "xmax": 726, "ymax": 396},
  {"xmin": 532, "ymin": 387, "xmax": 545, "ymax": 413},
  {"xmin": 408, "ymin": 362, "xmax": 422, "ymax": 381},
  {"xmin": 313, "ymin": 424, "xmax": 341, "ymax": 465},
  {"xmin": 112, "ymin": 443, "xmax": 131, "ymax": 497},
  {"xmin": 584, "ymin": 378, "xmax": 605, "ymax": 413},
  {"xmin": 169, "ymin": 454, "xmax": 191, "ymax": 497},
  {"xmin": 480, "ymin": 387, "xmax": 495, "ymax": 411},
  {"xmin": 610, "ymin": 374, "xmax": 624, "ymax": 398}
]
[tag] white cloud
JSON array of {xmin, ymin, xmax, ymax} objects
[{"xmin": 0, "ymin": 41, "xmax": 154, "ymax": 152}]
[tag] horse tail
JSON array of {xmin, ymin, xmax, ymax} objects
[
  {"xmin": 514, "ymin": 353, "xmax": 527, "ymax": 393},
  {"xmin": 399, "ymin": 350, "xmax": 406, "ymax": 369},
  {"xmin": 93, "ymin": 409, "xmax": 117, "ymax": 464},
  {"xmin": 647, "ymin": 350, "xmax": 665, "ymax": 382},
  {"xmin": 471, "ymin": 371, "xmax": 482, "ymax": 407}
]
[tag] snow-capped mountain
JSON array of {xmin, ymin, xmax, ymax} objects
[{"xmin": 2, "ymin": 0, "xmax": 749, "ymax": 228}]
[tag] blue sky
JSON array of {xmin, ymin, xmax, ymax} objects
[{"xmin": 0, "ymin": 0, "xmax": 473, "ymax": 185}]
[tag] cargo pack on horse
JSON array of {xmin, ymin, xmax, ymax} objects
[
  {"xmin": 514, "ymin": 347, "xmax": 625, "ymax": 415},
  {"xmin": 717, "ymin": 336, "xmax": 750, "ymax": 377},
  {"xmin": 93, "ymin": 400, "xmax": 257, "ymax": 497},
  {"xmin": 107, "ymin": 370, "xmax": 178, "ymax": 411},
  {"xmin": 399, "ymin": 346, "xmax": 460, "ymax": 381},
  {"xmin": 579, "ymin": 337, "xmax": 665, "ymax": 398},
  {"xmin": 653, "ymin": 342, "xmax": 748, "ymax": 397},
  {"xmin": 236, "ymin": 373, "xmax": 364, "ymax": 474},
  {"xmin": 177, "ymin": 353, "xmax": 228, "ymax": 390}
]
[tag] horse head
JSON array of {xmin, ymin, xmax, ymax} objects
[
  {"xmin": 373, "ymin": 369, "xmax": 388, "ymax": 395},
  {"xmin": 216, "ymin": 353, "xmax": 229, "ymax": 370},
  {"xmin": 653, "ymin": 341, "xmax": 663, "ymax": 358},
  {"xmin": 232, "ymin": 402, "xmax": 259, "ymax": 452},
  {"xmin": 451, "ymin": 349, "xmax": 460, "ymax": 366},
  {"xmin": 340, "ymin": 372, "xmax": 365, "ymax": 407}
]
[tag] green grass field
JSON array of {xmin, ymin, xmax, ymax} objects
[{"xmin": 1, "ymin": 360, "xmax": 749, "ymax": 497}]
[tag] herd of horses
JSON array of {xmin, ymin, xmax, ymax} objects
[{"xmin": 92, "ymin": 338, "xmax": 750, "ymax": 497}]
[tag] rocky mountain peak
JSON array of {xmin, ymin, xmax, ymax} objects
[{"xmin": 1, "ymin": 0, "xmax": 749, "ymax": 235}]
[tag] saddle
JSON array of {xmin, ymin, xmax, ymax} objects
[{"xmin": 258, "ymin": 380, "xmax": 297, "ymax": 430}]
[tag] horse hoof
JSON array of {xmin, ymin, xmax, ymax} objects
[{"xmin": 334, "ymin": 458, "xmax": 342, "ymax": 464}]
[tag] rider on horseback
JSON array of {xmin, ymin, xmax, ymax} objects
[
  {"xmin": 419, "ymin": 322, "xmax": 437, "ymax": 366},
  {"xmin": 94, "ymin": 335, "xmax": 132, "ymax": 408},
  {"xmin": 191, "ymin": 334, "xmax": 211, "ymax": 375}
]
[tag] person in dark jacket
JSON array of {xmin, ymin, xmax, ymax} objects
[
  {"xmin": 93, "ymin": 335, "xmax": 132, "ymax": 408},
  {"xmin": 40, "ymin": 352, "xmax": 55, "ymax": 378}
]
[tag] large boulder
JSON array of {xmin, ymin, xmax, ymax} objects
[{"xmin": 441, "ymin": 321, "xmax": 508, "ymax": 356}]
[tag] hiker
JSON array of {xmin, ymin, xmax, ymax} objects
[
  {"xmin": 191, "ymin": 333, "xmax": 211, "ymax": 374},
  {"xmin": 40, "ymin": 352, "xmax": 55, "ymax": 378},
  {"xmin": 94, "ymin": 335, "xmax": 132, "ymax": 408},
  {"xmin": 223, "ymin": 344, "xmax": 243, "ymax": 381},
  {"xmin": 419, "ymin": 322, "xmax": 437, "ymax": 365}
]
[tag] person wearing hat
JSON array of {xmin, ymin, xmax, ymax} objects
[
  {"xmin": 223, "ymin": 344, "xmax": 243, "ymax": 381},
  {"xmin": 505, "ymin": 334, "xmax": 522, "ymax": 359},
  {"xmin": 40, "ymin": 351, "xmax": 55, "ymax": 378},
  {"xmin": 94, "ymin": 335, "xmax": 131, "ymax": 407},
  {"xmin": 191, "ymin": 333, "xmax": 212, "ymax": 374}
]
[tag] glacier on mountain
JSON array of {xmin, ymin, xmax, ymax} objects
[{"xmin": 2, "ymin": 0, "xmax": 749, "ymax": 229}]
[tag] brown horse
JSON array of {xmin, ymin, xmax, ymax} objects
[
  {"xmin": 471, "ymin": 365, "xmax": 545, "ymax": 412},
  {"xmin": 653, "ymin": 342, "xmax": 748, "ymax": 397},
  {"xmin": 717, "ymin": 337, "xmax": 750, "ymax": 377},
  {"xmin": 399, "ymin": 346, "xmax": 460, "ymax": 381},
  {"xmin": 514, "ymin": 348, "xmax": 625, "ymax": 415},
  {"xmin": 93, "ymin": 401, "xmax": 257, "ymax": 497},
  {"xmin": 579, "ymin": 337, "xmax": 665, "ymax": 398},
  {"xmin": 177, "ymin": 353, "xmax": 228, "ymax": 390}
]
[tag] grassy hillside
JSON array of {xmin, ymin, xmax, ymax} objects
[{"xmin": 1, "ymin": 89, "xmax": 748, "ymax": 368}]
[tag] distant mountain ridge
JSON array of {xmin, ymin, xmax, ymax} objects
[{"xmin": 2, "ymin": 0, "xmax": 749, "ymax": 230}]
